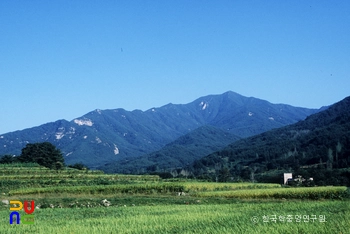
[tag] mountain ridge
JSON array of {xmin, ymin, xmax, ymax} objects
[
  {"xmin": 192, "ymin": 96, "xmax": 350, "ymax": 183},
  {"xmin": 0, "ymin": 91, "xmax": 320, "ymax": 168}
]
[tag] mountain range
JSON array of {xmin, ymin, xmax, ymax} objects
[{"xmin": 0, "ymin": 91, "xmax": 321, "ymax": 169}]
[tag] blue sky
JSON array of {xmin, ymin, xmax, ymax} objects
[{"xmin": 1, "ymin": 1, "xmax": 349, "ymax": 134}]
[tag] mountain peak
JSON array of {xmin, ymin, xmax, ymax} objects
[{"xmin": 0, "ymin": 91, "xmax": 321, "ymax": 168}]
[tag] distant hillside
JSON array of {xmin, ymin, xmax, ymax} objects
[
  {"xmin": 101, "ymin": 125, "xmax": 241, "ymax": 173},
  {"xmin": 192, "ymin": 96, "xmax": 350, "ymax": 184},
  {"xmin": 0, "ymin": 91, "xmax": 319, "ymax": 168}
]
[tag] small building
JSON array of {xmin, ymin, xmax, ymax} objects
[{"xmin": 283, "ymin": 173, "xmax": 293, "ymax": 185}]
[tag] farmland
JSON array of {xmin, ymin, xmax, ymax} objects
[{"xmin": 1, "ymin": 164, "xmax": 349, "ymax": 233}]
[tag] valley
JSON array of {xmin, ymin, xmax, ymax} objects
[{"xmin": 1, "ymin": 92, "xmax": 349, "ymax": 233}]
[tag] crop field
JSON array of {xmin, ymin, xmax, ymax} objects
[
  {"xmin": 194, "ymin": 186, "xmax": 349, "ymax": 199},
  {"xmin": 0, "ymin": 164, "xmax": 349, "ymax": 233},
  {"xmin": 1, "ymin": 200, "xmax": 349, "ymax": 234}
]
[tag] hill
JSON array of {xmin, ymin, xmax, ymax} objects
[
  {"xmin": 101, "ymin": 125, "xmax": 241, "ymax": 173},
  {"xmin": 192, "ymin": 96, "xmax": 350, "ymax": 185},
  {"xmin": 0, "ymin": 91, "xmax": 319, "ymax": 168}
]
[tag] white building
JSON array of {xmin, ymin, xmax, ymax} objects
[{"xmin": 283, "ymin": 173, "xmax": 293, "ymax": 185}]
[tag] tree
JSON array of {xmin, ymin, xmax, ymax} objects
[
  {"xmin": 0, "ymin": 155, "xmax": 17, "ymax": 164},
  {"xmin": 218, "ymin": 167, "xmax": 230, "ymax": 182},
  {"xmin": 327, "ymin": 148, "xmax": 333, "ymax": 170},
  {"xmin": 19, "ymin": 142, "xmax": 64, "ymax": 170}
]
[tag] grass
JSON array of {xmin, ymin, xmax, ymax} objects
[
  {"xmin": 1, "ymin": 165, "xmax": 349, "ymax": 233},
  {"xmin": 182, "ymin": 182, "xmax": 281, "ymax": 192},
  {"xmin": 194, "ymin": 186, "xmax": 349, "ymax": 200},
  {"xmin": 0, "ymin": 200, "xmax": 349, "ymax": 234},
  {"xmin": 8, "ymin": 182, "xmax": 184, "ymax": 195}
]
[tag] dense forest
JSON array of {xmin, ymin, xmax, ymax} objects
[{"xmin": 188, "ymin": 96, "xmax": 350, "ymax": 185}]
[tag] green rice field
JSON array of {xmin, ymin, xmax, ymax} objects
[{"xmin": 0, "ymin": 164, "xmax": 349, "ymax": 233}]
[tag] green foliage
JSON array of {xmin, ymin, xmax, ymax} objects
[
  {"xmin": 19, "ymin": 142, "xmax": 65, "ymax": 170},
  {"xmin": 8, "ymin": 183, "xmax": 185, "ymax": 195},
  {"xmin": 293, "ymin": 168, "xmax": 350, "ymax": 186},
  {"xmin": 150, "ymin": 172, "xmax": 173, "ymax": 179},
  {"xmin": 68, "ymin": 163, "xmax": 89, "ymax": 170},
  {"xmin": 218, "ymin": 167, "xmax": 230, "ymax": 182},
  {"xmin": 0, "ymin": 165, "xmax": 160, "ymax": 192},
  {"xmin": 0, "ymin": 162, "xmax": 41, "ymax": 168},
  {"xmin": 0, "ymin": 154, "xmax": 19, "ymax": 164},
  {"xmin": 182, "ymin": 182, "xmax": 280, "ymax": 192}
]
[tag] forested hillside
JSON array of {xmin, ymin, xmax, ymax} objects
[
  {"xmin": 101, "ymin": 125, "xmax": 240, "ymax": 173},
  {"xmin": 191, "ymin": 96, "xmax": 350, "ymax": 185}
]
